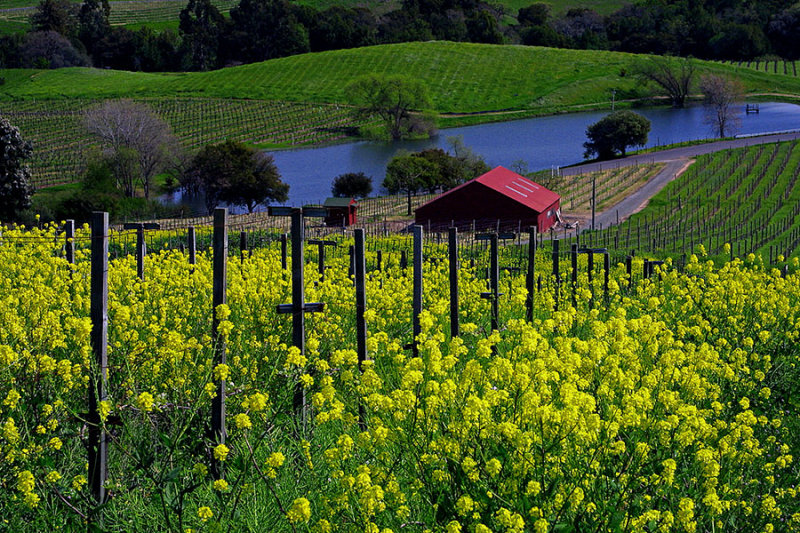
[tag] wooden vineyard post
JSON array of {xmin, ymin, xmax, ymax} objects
[
  {"xmin": 309, "ymin": 239, "xmax": 337, "ymax": 282},
  {"xmin": 526, "ymin": 226, "xmax": 537, "ymax": 322},
  {"xmin": 592, "ymin": 176, "xmax": 597, "ymax": 231},
  {"xmin": 188, "ymin": 226, "xmax": 196, "ymax": 267},
  {"xmin": 626, "ymin": 255, "xmax": 633, "ymax": 291},
  {"xmin": 293, "ymin": 210, "xmax": 308, "ymax": 427},
  {"xmin": 65, "ymin": 219, "xmax": 75, "ymax": 265},
  {"xmin": 88, "ymin": 211, "xmax": 109, "ymax": 515},
  {"xmin": 348, "ymin": 245, "xmax": 355, "ymax": 279},
  {"xmin": 588, "ymin": 250, "xmax": 595, "ymax": 308},
  {"xmin": 448, "ymin": 227, "xmax": 459, "ymax": 338},
  {"xmin": 487, "ymin": 233, "xmax": 500, "ymax": 331},
  {"xmin": 211, "ymin": 209, "xmax": 228, "ymax": 478},
  {"xmin": 281, "ymin": 233, "xmax": 288, "ymax": 270},
  {"xmin": 604, "ymin": 252, "xmax": 610, "ymax": 306},
  {"xmin": 354, "ymin": 229, "xmax": 368, "ymax": 429},
  {"xmin": 571, "ymin": 243, "xmax": 578, "ymax": 308},
  {"xmin": 123, "ymin": 222, "xmax": 161, "ymax": 281},
  {"xmin": 271, "ymin": 206, "xmax": 326, "ymax": 432},
  {"xmin": 552, "ymin": 239, "xmax": 560, "ymax": 311},
  {"xmin": 643, "ymin": 259, "xmax": 650, "ymax": 280},
  {"xmin": 411, "ymin": 225, "xmax": 423, "ymax": 357},
  {"xmin": 240, "ymin": 230, "xmax": 247, "ymax": 262}
]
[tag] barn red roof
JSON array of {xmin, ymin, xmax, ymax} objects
[{"xmin": 420, "ymin": 166, "xmax": 560, "ymax": 213}]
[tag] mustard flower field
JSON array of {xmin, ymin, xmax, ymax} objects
[{"xmin": 1, "ymin": 222, "xmax": 799, "ymax": 532}]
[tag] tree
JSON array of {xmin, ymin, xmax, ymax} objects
[
  {"xmin": 347, "ymin": 74, "xmax": 435, "ymax": 141},
  {"xmin": 179, "ymin": 0, "xmax": 225, "ymax": 70},
  {"xmin": 31, "ymin": 0, "xmax": 78, "ymax": 39},
  {"xmin": 78, "ymin": 0, "xmax": 110, "ymax": 57},
  {"xmin": 85, "ymin": 99, "xmax": 179, "ymax": 199},
  {"xmin": 700, "ymin": 74, "xmax": 742, "ymax": 138},
  {"xmin": 0, "ymin": 117, "xmax": 34, "ymax": 223},
  {"xmin": 184, "ymin": 141, "xmax": 289, "ymax": 213},
  {"xmin": 583, "ymin": 110, "xmax": 650, "ymax": 160},
  {"xmin": 768, "ymin": 5, "xmax": 800, "ymax": 60},
  {"xmin": 384, "ymin": 153, "xmax": 437, "ymax": 215},
  {"xmin": 466, "ymin": 9, "xmax": 504, "ymax": 44},
  {"xmin": 415, "ymin": 146, "xmax": 489, "ymax": 190},
  {"xmin": 226, "ymin": 0, "xmax": 309, "ymax": 64},
  {"xmin": 331, "ymin": 172, "xmax": 373, "ymax": 198},
  {"xmin": 633, "ymin": 56, "xmax": 695, "ymax": 108},
  {"xmin": 308, "ymin": 6, "xmax": 377, "ymax": 52},
  {"xmin": 20, "ymin": 31, "xmax": 89, "ymax": 68},
  {"xmin": 517, "ymin": 3, "xmax": 550, "ymax": 26},
  {"xmin": 709, "ymin": 23, "xmax": 769, "ymax": 60}
]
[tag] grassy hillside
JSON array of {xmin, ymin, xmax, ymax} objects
[{"xmin": 4, "ymin": 42, "xmax": 800, "ymax": 111}]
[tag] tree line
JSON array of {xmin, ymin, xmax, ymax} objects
[{"xmin": 1, "ymin": 0, "xmax": 799, "ymax": 72}]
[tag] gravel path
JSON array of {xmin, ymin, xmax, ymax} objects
[{"xmin": 560, "ymin": 131, "xmax": 800, "ymax": 227}]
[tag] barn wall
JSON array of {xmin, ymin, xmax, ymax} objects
[
  {"xmin": 415, "ymin": 183, "xmax": 553, "ymax": 232},
  {"xmin": 536, "ymin": 200, "xmax": 560, "ymax": 232}
]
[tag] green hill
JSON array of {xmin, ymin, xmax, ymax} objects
[{"xmin": 4, "ymin": 42, "xmax": 800, "ymax": 112}]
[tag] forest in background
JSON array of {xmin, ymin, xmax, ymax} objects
[{"xmin": 1, "ymin": 0, "xmax": 799, "ymax": 73}]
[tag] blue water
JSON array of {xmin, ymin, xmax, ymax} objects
[{"xmin": 164, "ymin": 102, "xmax": 800, "ymax": 210}]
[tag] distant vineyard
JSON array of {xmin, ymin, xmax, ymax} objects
[
  {"xmin": 541, "ymin": 163, "xmax": 663, "ymax": 214},
  {"xmin": 0, "ymin": 0, "xmax": 237, "ymax": 29},
  {"xmin": 574, "ymin": 140, "xmax": 800, "ymax": 261},
  {"xmin": 719, "ymin": 59, "xmax": 799, "ymax": 77},
  {"xmin": 0, "ymin": 98, "xmax": 369, "ymax": 188},
  {"xmin": 106, "ymin": 0, "xmax": 237, "ymax": 26}
]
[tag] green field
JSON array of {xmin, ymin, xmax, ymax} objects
[{"xmin": 4, "ymin": 42, "xmax": 800, "ymax": 110}]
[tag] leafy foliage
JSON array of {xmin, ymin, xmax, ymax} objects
[
  {"xmin": 183, "ymin": 140, "xmax": 289, "ymax": 213},
  {"xmin": 583, "ymin": 110, "xmax": 650, "ymax": 160},
  {"xmin": 347, "ymin": 74, "xmax": 435, "ymax": 141},
  {"xmin": 383, "ymin": 152, "xmax": 437, "ymax": 214},
  {"xmin": 0, "ymin": 116, "xmax": 34, "ymax": 222},
  {"xmin": 331, "ymin": 172, "xmax": 373, "ymax": 199},
  {"xmin": 227, "ymin": 0, "xmax": 309, "ymax": 64},
  {"xmin": 178, "ymin": 0, "xmax": 225, "ymax": 71}
]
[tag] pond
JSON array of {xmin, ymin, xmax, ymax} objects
[{"xmin": 162, "ymin": 101, "xmax": 800, "ymax": 211}]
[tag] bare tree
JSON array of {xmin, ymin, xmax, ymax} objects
[
  {"xmin": 633, "ymin": 56, "xmax": 695, "ymax": 108},
  {"xmin": 85, "ymin": 99, "xmax": 180, "ymax": 199},
  {"xmin": 700, "ymin": 74, "xmax": 743, "ymax": 138}
]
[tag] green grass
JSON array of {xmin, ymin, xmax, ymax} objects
[{"xmin": 4, "ymin": 42, "xmax": 800, "ymax": 112}]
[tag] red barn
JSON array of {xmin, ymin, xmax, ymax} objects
[
  {"xmin": 414, "ymin": 166, "xmax": 561, "ymax": 232},
  {"xmin": 323, "ymin": 197, "xmax": 358, "ymax": 227}
]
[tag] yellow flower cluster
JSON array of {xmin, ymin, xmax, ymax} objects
[{"xmin": 1, "ymin": 224, "xmax": 798, "ymax": 532}]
